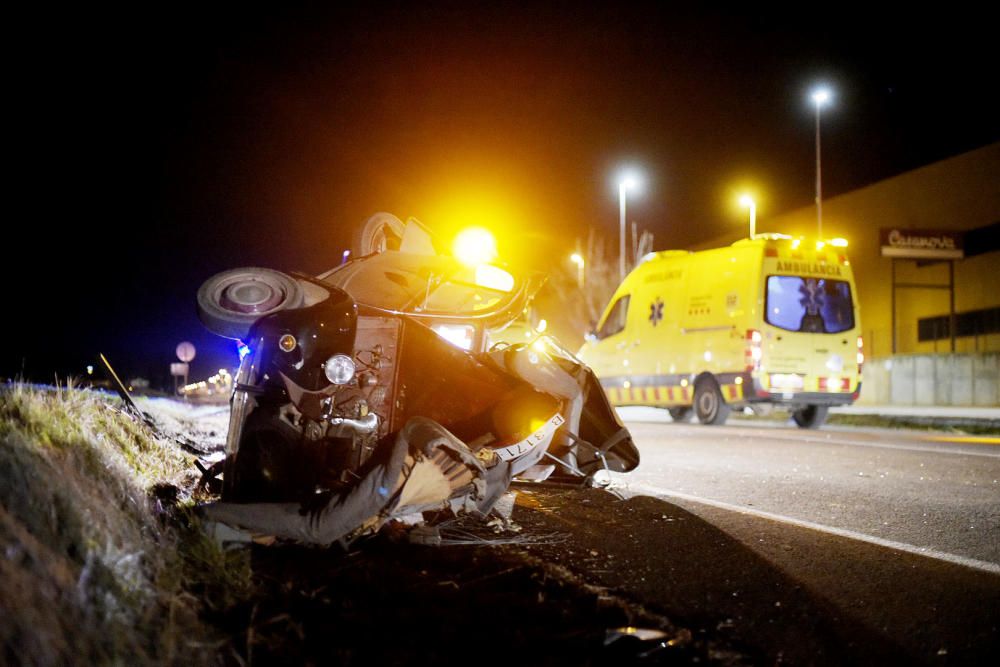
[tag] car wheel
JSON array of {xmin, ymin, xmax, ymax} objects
[
  {"xmin": 353, "ymin": 212, "xmax": 405, "ymax": 256},
  {"xmin": 197, "ymin": 267, "xmax": 305, "ymax": 340},
  {"xmin": 792, "ymin": 404, "xmax": 829, "ymax": 429},
  {"xmin": 694, "ymin": 378, "xmax": 730, "ymax": 425},
  {"xmin": 668, "ymin": 406, "xmax": 692, "ymax": 423}
]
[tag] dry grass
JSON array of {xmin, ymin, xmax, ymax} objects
[{"xmin": 0, "ymin": 382, "xmax": 249, "ymax": 666}]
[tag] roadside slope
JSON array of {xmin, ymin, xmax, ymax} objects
[{"xmin": 0, "ymin": 384, "xmax": 231, "ymax": 665}]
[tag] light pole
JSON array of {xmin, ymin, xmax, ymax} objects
[
  {"xmin": 811, "ymin": 86, "xmax": 831, "ymax": 240},
  {"xmin": 570, "ymin": 253, "xmax": 585, "ymax": 288},
  {"xmin": 739, "ymin": 195, "xmax": 756, "ymax": 240},
  {"xmin": 618, "ymin": 172, "xmax": 639, "ymax": 282}
]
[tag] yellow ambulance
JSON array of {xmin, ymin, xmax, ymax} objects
[{"xmin": 576, "ymin": 234, "xmax": 863, "ymax": 428}]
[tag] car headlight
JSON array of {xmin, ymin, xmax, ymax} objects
[{"xmin": 323, "ymin": 354, "xmax": 356, "ymax": 385}]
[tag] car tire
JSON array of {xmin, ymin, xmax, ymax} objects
[
  {"xmin": 353, "ymin": 212, "xmax": 405, "ymax": 256},
  {"xmin": 792, "ymin": 404, "xmax": 829, "ymax": 429},
  {"xmin": 668, "ymin": 406, "xmax": 692, "ymax": 423},
  {"xmin": 694, "ymin": 378, "xmax": 730, "ymax": 425},
  {"xmin": 197, "ymin": 267, "xmax": 305, "ymax": 340}
]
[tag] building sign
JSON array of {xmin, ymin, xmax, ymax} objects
[{"xmin": 880, "ymin": 228, "xmax": 964, "ymax": 259}]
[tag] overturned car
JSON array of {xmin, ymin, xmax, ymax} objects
[{"xmin": 195, "ymin": 214, "xmax": 638, "ymax": 546}]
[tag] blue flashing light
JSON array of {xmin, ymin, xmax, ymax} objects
[{"xmin": 237, "ymin": 340, "xmax": 251, "ymax": 360}]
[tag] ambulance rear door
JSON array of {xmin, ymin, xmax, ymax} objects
[{"xmin": 760, "ymin": 263, "xmax": 860, "ymax": 397}]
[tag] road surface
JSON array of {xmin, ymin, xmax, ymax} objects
[
  {"xmin": 615, "ymin": 410, "xmax": 1000, "ymax": 570},
  {"xmin": 544, "ymin": 410, "xmax": 1000, "ymax": 664}
]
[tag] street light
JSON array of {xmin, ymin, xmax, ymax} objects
[
  {"xmin": 810, "ymin": 86, "xmax": 832, "ymax": 240},
  {"xmin": 570, "ymin": 252, "xmax": 585, "ymax": 288},
  {"xmin": 739, "ymin": 195, "xmax": 756, "ymax": 240},
  {"xmin": 617, "ymin": 170, "xmax": 641, "ymax": 282}
]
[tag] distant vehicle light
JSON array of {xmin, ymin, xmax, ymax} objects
[
  {"xmin": 323, "ymin": 354, "xmax": 356, "ymax": 385},
  {"xmin": 830, "ymin": 237, "xmax": 848, "ymax": 247},
  {"xmin": 431, "ymin": 324, "xmax": 476, "ymax": 350}
]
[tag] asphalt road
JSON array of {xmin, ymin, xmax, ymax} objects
[
  {"xmin": 568, "ymin": 409, "xmax": 1000, "ymax": 663},
  {"xmin": 615, "ymin": 410, "xmax": 1000, "ymax": 569}
]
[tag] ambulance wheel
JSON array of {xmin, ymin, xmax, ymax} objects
[
  {"xmin": 792, "ymin": 404, "xmax": 828, "ymax": 429},
  {"xmin": 668, "ymin": 406, "xmax": 692, "ymax": 423},
  {"xmin": 694, "ymin": 378, "xmax": 730, "ymax": 425}
]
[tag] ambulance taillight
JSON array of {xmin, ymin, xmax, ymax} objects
[
  {"xmin": 745, "ymin": 329, "xmax": 762, "ymax": 372},
  {"xmin": 856, "ymin": 336, "xmax": 865, "ymax": 375}
]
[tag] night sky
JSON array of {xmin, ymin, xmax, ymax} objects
[{"xmin": 9, "ymin": 2, "xmax": 998, "ymax": 385}]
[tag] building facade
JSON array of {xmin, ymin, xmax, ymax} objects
[{"xmin": 766, "ymin": 142, "xmax": 1000, "ymax": 360}]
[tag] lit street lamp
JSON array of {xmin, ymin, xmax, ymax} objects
[
  {"xmin": 617, "ymin": 171, "xmax": 641, "ymax": 282},
  {"xmin": 811, "ymin": 86, "xmax": 832, "ymax": 240},
  {"xmin": 570, "ymin": 252, "xmax": 585, "ymax": 288},
  {"xmin": 739, "ymin": 195, "xmax": 756, "ymax": 240}
]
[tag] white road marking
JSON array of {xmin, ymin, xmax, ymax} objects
[
  {"xmin": 627, "ymin": 423, "xmax": 1000, "ymax": 459},
  {"xmin": 620, "ymin": 480, "xmax": 1000, "ymax": 576}
]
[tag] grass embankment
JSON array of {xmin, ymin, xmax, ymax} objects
[
  {"xmin": 0, "ymin": 383, "xmax": 249, "ymax": 666},
  {"xmin": 825, "ymin": 413, "xmax": 1000, "ymax": 435}
]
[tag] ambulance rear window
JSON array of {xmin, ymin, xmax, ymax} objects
[{"xmin": 766, "ymin": 276, "xmax": 854, "ymax": 334}]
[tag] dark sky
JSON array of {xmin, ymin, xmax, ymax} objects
[{"xmin": 9, "ymin": 2, "xmax": 998, "ymax": 384}]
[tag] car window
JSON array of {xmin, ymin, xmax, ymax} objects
[
  {"xmin": 596, "ymin": 295, "xmax": 630, "ymax": 339},
  {"xmin": 765, "ymin": 275, "xmax": 854, "ymax": 334}
]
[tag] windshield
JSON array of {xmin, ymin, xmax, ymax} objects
[
  {"xmin": 318, "ymin": 251, "xmax": 525, "ymax": 319},
  {"xmin": 765, "ymin": 275, "xmax": 855, "ymax": 334},
  {"xmin": 595, "ymin": 295, "xmax": 630, "ymax": 339}
]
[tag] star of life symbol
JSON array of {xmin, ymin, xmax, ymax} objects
[{"xmin": 649, "ymin": 297, "xmax": 664, "ymax": 326}]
